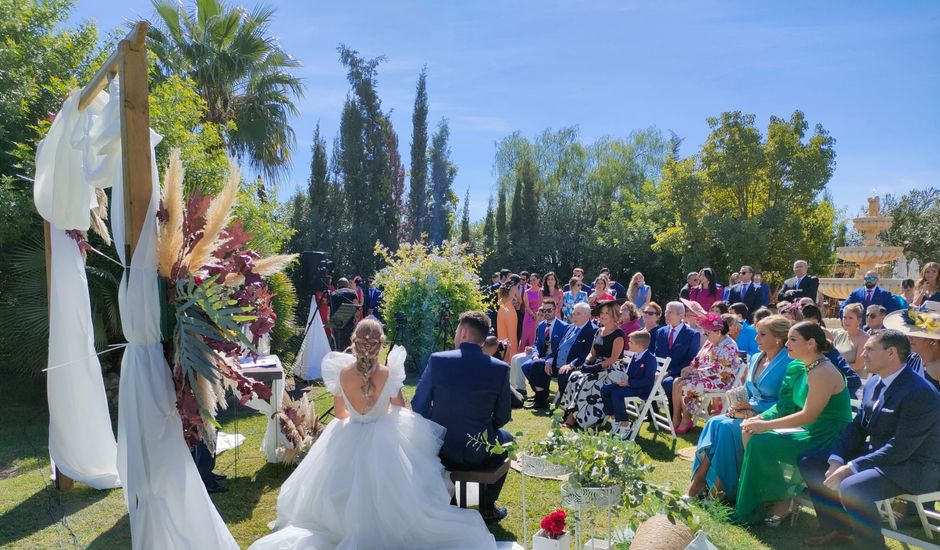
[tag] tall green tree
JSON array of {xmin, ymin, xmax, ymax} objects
[
  {"xmin": 495, "ymin": 189, "xmax": 508, "ymax": 264},
  {"xmin": 148, "ymin": 0, "xmax": 304, "ymax": 183},
  {"xmin": 387, "ymin": 124, "xmax": 406, "ymax": 242},
  {"xmin": 508, "ymin": 171, "xmax": 525, "ymax": 260},
  {"xmin": 407, "ymin": 67, "xmax": 429, "ymax": 241},
  {"xmin": 428, "ymin": 119, "xmax": 456, "ymax": 246},
  {"xmin": 880, "ymin": 187, "xmax": 940, "ymax": 263},
  {"xmin": 460, "ymin": 189, "xmax": 471, "ymax": 246}
]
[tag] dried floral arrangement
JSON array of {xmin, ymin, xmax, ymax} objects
[
  {"xmin": 156, "ymin": 150, "xmax": 295, "ymax": 449},
  {"xmin": 273, "ymin": 388, "xmax": 321, "ymax": 464}
]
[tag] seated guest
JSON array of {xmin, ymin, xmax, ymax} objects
[
  {"xmin": 627, "ymin": 272, "xmax": 652, "ymax": 308},
  {"xmin": 523, "ymin": 302, "xmax": 596, "ymax": 409},
  {"xmin": 728, "ymin": 266, "xmax": 763, "ymax": 319},
  {"xmin": 618, "ymin": 301, "xmax": 642, "ymax": 337},
  {"xmin": 865, "ymin": 304, "xmax": 887, "ymax": 334},
  {"xmin": 797, "ymin": 296, "xmax": 816, "ymax": 309},
  {"xmin": 508, "ymin": 300, "xmax": 560, "ymax": 399},
  {"xmin": 600, "ymin": 267, "xmax": 626, "ymax": 299},
  {"xmin": 640, "ymin": 301, "xmax": 663, "ymax": 353},
  {"xmin": 680, "ymin": 271, "xmax": 700, "ymax": 301},
  {"xmin": 752, "ymin": 307, "xmax": 772, "ymax": 324},
  {"xmin": 799, "ymin": 304, "xmax": 832, "ymax": 339},
  {"xmin": 412, "ymin": 311, "xmax": 513, "ymax": 522},
  {"xmin": 727, "ymin": 307, "xmax": 759, "ymax": 358},
  {"xmin": 496, "ymin": 284, "xmax": 519, "ymax": 363},
  {"xmin": 562, "ymin": 277, "xmax": 588, "ymax": 321},
  {"xmin": 686, "ymin": 315, "xmax": 793, "ymax": 500},
  {"xmin": 709, "ymin": 301, "xmax": 730, "ymax": 315},
  {"xmin": 656, "ymin": 301, "xmax": 702, "ymax": 403},
  {"xmin": 483, "ymin": 335, "xmax": 504, "ymax": 359},
  {"xmin": 588, "ymin": 275, "xmax": 615, "ymax": 307},
  {"xmin": 912, "ymin": 261, "xmax": 940, "ymax": 306},
  {"xmin": 690, "ymin": 268, "xmax": 722, "ymax": 312},
  {"xmin": 798, "ymin": 330, "xmax": 940, "ymax": 548},
  {"xmin": 753, "ymin": 271, "xmax": 770, "ymax": 308},
  {"xmin": 885, "ymin": 301, "xmax": 939, "ymax": 388},
  {"xmin": 601, "ymin": 330, "xmax": 658, "ymax": 439},
  {"xmin": 900, "ymin": 278, "xmax": 916, "ymax": 306},
  {"xmin": 829, "ymin": 303, "xmax": 868, "ymax": 374},
  {"xmin": 802, "ymin": 304, "xmax": 862, "ymax": 396},
  {"xmin": 841, "ymin": 271, "xmax": 900, "ymax": 320},
  {"xmin": 671, "ymin": 314, "xmax": 742, "ymax": 434},
  {"xmin": 780, "ymin": 301, "xmax": 804, "ymax": 323},
  {"xmin": 777, "ymin": 259, "xmax": 820, "ymax": 304},
  {"xmin": 734, "ymin": 322, "xmax": 853, "ymax": 525},
  {"xmin": 560, "ymin": 300, "xmax": 625, "ymax": 428}
]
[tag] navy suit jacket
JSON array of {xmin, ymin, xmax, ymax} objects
[
  {"xmin": 412, "ymin": 342, "xmax": 512, "ymax": 468},
  {"xmin": 534, "ymin": 318, "xmax": 568, "ymax": 358},
  {"xmin": 654, "ymin": 323, "xmax": 700, "ymax": 378},
  {"xmin": 840, "ymin": 285, "xmax": 899, "ymax": 318},
  {"xmin": 728, "ymin": 282, "xmax": 762, "ymax": 317},
  {"xmin": 626, "ymin": 349, "xmax": 658, "ymax": 395},
  {"xmin": 832, "ymin": 365, "xmax": 940, "ymax": 494},
  {"xmin": 548, "ymin": 321, "xmax": 597, "ymax": 368},
  {"xmin": 776, "ymin": 275, "xmax": 819, "ymax": 303}
]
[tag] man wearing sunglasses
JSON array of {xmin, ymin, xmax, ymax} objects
[
  {"xmin": 864, "ymin": 305, "xmax": 887, "ymax": 334},
  {"xmin": 840, "ymin": 271, "xmax": 899, "ymax": 326},
  {"xmin": 728, "ymin": 265, "xmax": 762, "ymax": 321}
]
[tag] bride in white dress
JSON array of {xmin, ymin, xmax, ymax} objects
[{"xmin": 249, "ymin": 319, "xmax": 497, "ymax": 550}]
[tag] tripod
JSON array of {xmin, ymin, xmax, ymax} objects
[{"xmin": 434, "ymin": 299, "xmax": 453, "ymax": 349}]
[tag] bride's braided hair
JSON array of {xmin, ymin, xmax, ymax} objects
[{"xmin": 350, "ymin": 319, "xmax": 386, "ymax": 404}]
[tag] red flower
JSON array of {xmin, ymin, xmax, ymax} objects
[
  {"xmin": 539, "ymin": 509, "xmax": 566, "ymax": 538},
  {"xmin": 194, "ymin": 277, "xmax": 204, "ymax": 285}
]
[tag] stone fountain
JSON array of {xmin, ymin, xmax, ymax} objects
[{"xmin": 819, "ymin": 196, "xmax": 904, "ymax": 300}]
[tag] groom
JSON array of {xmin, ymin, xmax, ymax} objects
[{"xmin": 413, "ymin": 310, "xmax": 513, "ymax": 523}]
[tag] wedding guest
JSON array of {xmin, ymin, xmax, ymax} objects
[
  {"xmin": 413, "ymin": 311, "xmax": 513, "ymax": 523},
  {"xmin": 777, "ymin": 260, "xmax": 820, "ymax": 304},
  {"xmin": 560, "ymin": 300, "xmax": 625, "ymax": 429},
  {"xmin": 496, "ymin": 285, "xmax": 519, "ymax": 363},
  {"xmin": 690, "ymin": 268, "xmax": 722, "ymax": 312},
  {"xmin": 865, "ymin": 304, "xmax": 887, "ymax": 333},
  {"xmin": 562, "ymin": 278, "xmax": 588, "ymax": 321},
  {"xmin": 728, "ymin": 305, "xmax": 759, "ymax": 358},
  {"xmin": 780, "ymin": 302, "xmax": 804, "ymax": 322},
  {"xmin": 798, "ymin": 330, "xmax": 940, "ymax": 548},
  {"xmin": 656, "ymin": 302, "xmax": 702, "ymax": 402},
  {"xmin": 619, "ymin": 301, "xmax": 642, "ymax": 337},
  {"xmin": 600, "ymin": 267, "xmax": 627, "ymax": 299},
  {"xmin": 525, "ymin": 302, "xmax": 597, "ymax": 408},
  {"xmin": 542, "ymin": 271, "xmax": 565, "ymax": 320},
  {"xmin": 734, "ymin": 322, "xmax": 853, "ymax": 526},
  {"xmin": 680, "ymin": 272, "xmax": 700, "ymax": 301},
  {"xmin": 671, "ymin": 314, "xmax": 741, "ymax": 434},
  {"xmin": 520, "ymin": 273, "xmax": 542, "ymax": 349},
  {"xmin": 799, "ymin": 304, "xmax": 832, "ymax": 339},
  {"xmin": 753, "ymin": 271, "xmax": 770, "ymax": 308},
  {"xmin": 752, "ymin": 307, "xmax": 772, "ymax": 324},
  {"xmin": 723, "ymin": 272, "xmax": 739, "ymax": 302},
  {"xmin": 802, "ymin": 304, "xmax": 863, "ymax": 395},
  {"xmin": 509, "ymin": 300, "xmax": 562, "ymax": 401},
  {"xmin": 685, "ymin": 315, "xmax": 792, "ymax": 500},
  {"xmin": 709, "ymin": 301, "xmax": 730, "ymax": 315},
  {"xmin": 885, "ymin": 301, "xmax": 940, "ymax": 390},
  {"xmin": 514, "ymin": 273, "xmax": 527, "ymax": 341},
  {"xmin": 841, "ymin": 271, "xmax": 899, "ymax": 320},
  {"xmin": 728, "ymin": 266, "xmax": 762, "ymax": 320},
  {"xmin": 900, "ymin": 278, "xmax": 915, "ymax": 306},
  {"xmin": 684, "ymin": 310, "xmax": 706, "ymax": 351},
  {"xmin": 829, "ymin": 303, "xmax": 868, "ymax": 373},
  {"xmin": 640, "ymin": 301, "xmax": 664, "ymax": 353},
  {"xmin": 797, "ymin": 296, "xmax": 816, "ymax": 309},
  {"xmin": 485, "ymin": 273, "xmax": 502, "ymax": 326},
  {"xmin": 330, "ymin": 277, "xmax": 360, "ymax": 351},
  {"xmin": 601, "ymin": 330, "xmax": 658, "ymax": 439},
  {"xmin": 588, "ymin": 275, "xmax": 615, "ymax": 307},
  {"xmin": 913, "ymin": 261, "xmax": 940, "ymax": 305},
  {"xmin": 627, "ymin": 272, "xmax": 652, "ymax": 308},
  {"xmin": 564, "ymin": 267, "xmax": 592, "ymax": 293}
]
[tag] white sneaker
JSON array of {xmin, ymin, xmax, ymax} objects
[{"xmin": 616, "ymin": 423, "xmax": 632, "ymax": 440}]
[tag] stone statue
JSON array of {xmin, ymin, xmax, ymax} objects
[{"xmin": 868, "ymin": 196, "xmax": 881, "ymax": 217}]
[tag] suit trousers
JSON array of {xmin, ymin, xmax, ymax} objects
[
  {"xmin": 447, "ymin": 429, "xmax": 512, "ymax": 511},
  {"xmin": 600, "ymin": 384, "xmax": 650, "ymax": 422},
  {"xmin": 799, "ymin": 449, "xmax": 904, "ymax": 550},
  {"xmin": 522, "ymin": 359, "xmax": 571, "ymax": 400}
]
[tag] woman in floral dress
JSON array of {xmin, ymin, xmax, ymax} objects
[{"xmin": 671, "ymin": 313, "xmax": 741, "ymax": 433}]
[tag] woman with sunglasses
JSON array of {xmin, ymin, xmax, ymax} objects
[
  {"xmin": 640, "ymin": 302, "xmax": 663, "ymax": 350},
  {"xmin": 562, "ymin": 277, "xmax": 588, "ymax": 322}
]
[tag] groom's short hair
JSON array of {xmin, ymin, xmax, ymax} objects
[{"xmin": 458, "ymin": 311, "xmax": 491, "ymax": 343}]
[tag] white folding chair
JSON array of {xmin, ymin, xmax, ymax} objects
[
  {"xmin": 878, "ymin": 491, "xmax": 940, "ymax": 547},
  {"xmin": 624, "ymin": 357, "xmax": 676, "ymax": 442}
]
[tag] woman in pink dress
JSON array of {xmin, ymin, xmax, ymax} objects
[
  {"xmin": 690, "ymin": 267, "xmax": 723, "ymax": 312},
  {"xmin": 521, "ymin": 273, "xmax": 542, "ymax": 348},
  {"xmin": 542, "ymin": 271, "xmax": 565, "ymax": 320}
]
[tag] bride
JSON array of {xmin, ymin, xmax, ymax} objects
[{"xmin": 249, "ymin": 319, "xmax": 497, "ymax": 550}]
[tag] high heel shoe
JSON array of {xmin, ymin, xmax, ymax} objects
[{"xmin": 675, "ymin": 420, "xmax": 693, "ymax": 435}]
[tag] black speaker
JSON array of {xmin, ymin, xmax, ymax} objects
[{"xmin": 299, "ymin": 251, "xmax": 333, "ymax": 292}]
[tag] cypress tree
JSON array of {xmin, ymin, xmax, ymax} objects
[
  {"xmin": 428, "ymin": 119, "xmax": 456, "ymax": 246},
  {"xmin": 460, "ymin": 189, "xmax": 471, "ymax": 245},
  {"xmin": 482, "ymin": 195, "xmax": 495, "ymax": 252},
  {"xmin": 495, "ymin": 189, "xmax": 508, "ymax": 261},
  {"xmin": 407, "ymin": 67, "xmax": 429, "ymax": 241}
]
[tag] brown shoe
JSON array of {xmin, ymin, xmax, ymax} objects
[{"xmin": 804, "ymin": 531, "xmax": 855, "ymax": 547}]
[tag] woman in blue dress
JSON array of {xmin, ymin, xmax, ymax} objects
[{"xmin": 684, "ymin": 314, "xmax": 793, "ymax": 500}]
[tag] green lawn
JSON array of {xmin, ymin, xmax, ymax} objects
[{"xmin": 0, "ymin": 378, "xmax": 919, "ymax": 549}]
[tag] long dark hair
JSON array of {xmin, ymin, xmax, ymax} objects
[
  {"xmin": 700, "ymin": 268, "xmax": 718, "ymax": 294},
  {"xmin": 543, "ymin": 271, "xmax": 559, "ymax": 296},
  {"xmin": 791, "ymin": 321, "xmax": 833, "ymax": 354}
]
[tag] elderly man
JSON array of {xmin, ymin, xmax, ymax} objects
[
  {"xmin": 525, "ymin": 302, "xmax": 597, "ymax": 408},
  {"xmin": 655, "ymin": 301, "xmax": 701, "ymax": 400},
  {"xmin": 798, "ymin": 331, "xmax": 940, "ymax": 548},
  {"xmin": 841, "ymin": 271, "xmax": 899, "ymax": 323},
  {"xmin": 865, "ymin": 304, "xmax": 887, "ymax": 334},
  {"xmin": 777, "ymin": 259, "xmax": 820, "ymax": 304}
]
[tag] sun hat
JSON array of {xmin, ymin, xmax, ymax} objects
[
  {"xmin": 884, "ymin": 301, "xmax": 940, "ymax": 340},
  {"xmin": 591, "ymin": 298, "xmax": 626, "ymax": 316}
]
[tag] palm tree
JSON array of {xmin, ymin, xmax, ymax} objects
[{"xmin": 147, "ymin": 0, "xmax": 304, "ymax": 183}]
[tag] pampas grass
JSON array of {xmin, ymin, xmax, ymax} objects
[
  {"xmin": 158, "ymin": 149, "xmax": 185, "ymax": 277},
  {"xmin": 182, "ymin": 158, "xmax": 240, "ymax": 273},
  {"xmin": 90, "ymin": 187, "xmax": 111, "ymax": 245}
]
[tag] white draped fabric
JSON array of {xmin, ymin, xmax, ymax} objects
[{"xmin": 292, "ymin": 298, "xmax": 330, "ymax": 380}]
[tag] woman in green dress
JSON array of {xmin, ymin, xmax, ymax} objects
[{"xmin": 734, "ymin": 321, "xmax": 853, "ymax": 525}]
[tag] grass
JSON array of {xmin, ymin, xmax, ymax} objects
[{"xmin": 0, "ymin": 377, "xmax": 920, "ymax": 549}]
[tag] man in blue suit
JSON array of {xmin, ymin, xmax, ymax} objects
[
  {"xmin": 727, "ymin": 265, "xmax": 762, "ymax": 321},
  {"xmin": 656, "ymin": 301, "xmax": 701, "ymax": 402},
  {"xmin": 525, "ymin": 302, "xmax": 597, "ymax": 409},
  {"xmin": 515, "ymin": 300, "xmax": 567, "ymax": 406},
  {"xmin": 798, "ymin": 331, "xmax": 940, "ymax": 548},
  {"xmin": 412, "ymin": 311, "xmax": 513, "ymax": 522},
  {"xmin": 840, "ymin": 271, "xmax": 899, "ymax": 324}
]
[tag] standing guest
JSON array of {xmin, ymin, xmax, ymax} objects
[
  {"xmin": 728, "ymin": 266, "xmax": 762, "ymax": 320},
  {"xmin": 542, "ymin": 271, "xmax": 565, "ymax": 320},
  {"xmin": 729, "ymin": 304, "xmax": 759, "ymax": 358},
  {"xmin": 560, "ymin": 300, "xmax": 625, "ymax": 428},
  {"xmin": 829, "ymin": 303, "xmax": 868, "ymax": 374},
  {"xmin": 671, "ymin": 314, "xmax": 741, "ymax": 434},
  {"xmin": 329, "ymin": 278, "xmax": 360, "ymax": 351},
  {"xmin": 655, "ymin": 301, "xmax": 702, "ymax": 409},
  {"xmin": 798, "ymin": 330, "xmax": 940, "ymax": 549},
  {"xmin": 885, "ymin": 301, "xmax": 940, "ymax": 390},
  {"xmin": 618, "ymin": 301, "xmax": 642, "ymax": 337},
  {"xmin": 485, "ymin": 272, "xmax": 502, "ymax": 326},
  {"xmin": 363, "ymin": 277, "xmax": 383, "ymax": 321},
  {"xmin": 690, "ymin": 268, "xmax": 723, "ymax": 312},
  {"xmin": 562, "ymin": 278, "xmax": 589, "ymax": 321},
  {"xmin": 601, "ymin": 330, "xmax": 658, "ymax": 439},
  {"xmin": 520, "ymin": 273, "xmax": 542, "ymax": 349},
  {"xmin": 752, "ymin": 307, "xmax": 772, "ymax": 324},
  {"xmin": 913, "ymin": 261, "xmax": 940, "ymax": 306},
  {"xmin": 753, "ymin": 271, "xmax": 770, "ymax": 308},
  {"xmin": 734, "ymin": 322, "xmax": 853, "ymax": 526},
  {"xmin": 709, "ymin": 301, "xmax": 730, "ymax": 315},
  {"xmin": 515, "ymin": 272, "xmax": 528, "ymax": 342},
  {"xmin": 841, "ymin": 271, "xmax": 899, "ymax": 320},
  {"xmin": 640, "ymin": 301, "xmax": 664, "ymax": 353},
  {"xmin": 600, "ymin": 267, "xmax": 627, "ymax": 299},
  {"xmin": 564, "ymin": 267, "xmax": 593, "ymax": 293},
  {"xmin": 588, "ymin": 275, "xmax": 615, "ymax": 307},
  {"xmin": 496, "ymin": 285, "xmax": 519, "ymax": 364},
  {"xmin": 412, "ymin": 311, "xmax": 513, "ymax": 523},
  {"xmin": 352, "ymin": 275, "xmax": 365, "ymax": 323},
  {"xmin": 685, "ymin": 315, "xmax": 793, "ymax": 500},
  {"xmin": 777, "ymin": 260, "xmax": 820, "ymax": 304},
  {"xmin": 627, "ymin": 272, "xmax": 652, "ymax": 309},
  {"xmin": 680, "ymin": 272, "xmax": 700, "ymax": 301},
  {"xmin": 802, "ymin": 304, "xmax": 862, "ymax": 395},
  {"xmin": 723, "ymin": 272, "xmax": 739, "ymax": 302},
  {"xmin": 865, "ymin": 304, "xmax": 887, "ymax": 333},
  {"xmin": 525, "ymin": 302, "xmax": 597, "ymax": 408}
]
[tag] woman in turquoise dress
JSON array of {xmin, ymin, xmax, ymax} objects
[
  {"xmin": 685, "ymin": 315, "xmax": 792, "ymax": 500},
  {"xmin": 734, "ymin": 321, "xmax": 853, "ymax": 525}
]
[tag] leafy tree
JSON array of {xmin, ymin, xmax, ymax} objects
[
  {"xmin": 427, "ymin": 118, "xmax": 456, "ymax": 246},
  {"xmin": 880, "ymin": 187, "xmax": 940, "ymax": 263},
  {"xmin": 460, "ymin": 189, "xmax": 471, "ymax": 246},
  {"xmin": 148, "ymin": 0, "xmax": 304, "ymax": 183},
  {"xmin": 406, "ymin": 67, "xmax": 429, "ymax": 241}
]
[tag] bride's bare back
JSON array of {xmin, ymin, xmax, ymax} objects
[{"xmin": 334, "ymin": 365, "xmax": 406, "ymax": 418}]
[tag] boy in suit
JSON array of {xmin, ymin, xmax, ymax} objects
[{"xmin": 601, "ymin": 330, "xmax": 659, "ymax": 439}]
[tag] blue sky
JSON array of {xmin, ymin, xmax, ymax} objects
[{"xmin": 68, "ymin": 1, "xmax": 940, "ymax": 221}]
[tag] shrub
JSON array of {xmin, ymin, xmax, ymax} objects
[
  {"xmin": 374, "ymin": 241, "xmax": 486, "ymax": 371},
  {"xmin": 268, "ymin": 271, "xmax": 298, "ymax": 355}
]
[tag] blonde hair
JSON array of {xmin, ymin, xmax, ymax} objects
[
  {"xmin": 757, "ymin": 314, "xmax": 792, "ymax": 343},
  {"xmin": 350, "ymin": 319, "xmax": 386, "ymax": 405},
  {"xmin": 627, "ymin": 272, "xmax": 644, "ymax": 303},
  {"xmin": 916, "ymin": 261, "xmax": 940, "ymax": 293}
]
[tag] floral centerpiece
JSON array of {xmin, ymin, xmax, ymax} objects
[{"xmin": 533, "ymin": 509, "xmax": 571, "ymax": 550}]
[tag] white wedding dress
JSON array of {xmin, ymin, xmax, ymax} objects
[{"xmin": 249, "ymin": 346, "xmax": 497, "ymax": 550}]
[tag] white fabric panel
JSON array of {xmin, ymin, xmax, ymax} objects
[
  {"xmin": 292, "ymin": 297, "xmax": 331, "ymax": 380},
  {"xmin": 46, "ymin": 226, "xmax": 121, "ymax": 489}
]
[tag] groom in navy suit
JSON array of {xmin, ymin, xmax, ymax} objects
[
  {"xmin": 412, "ymin": 311, "xmax": 512, "ymax": 522},
  {"xmin": 798, "ymin": 330, "xmax": 940, "ymax": 548}
]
